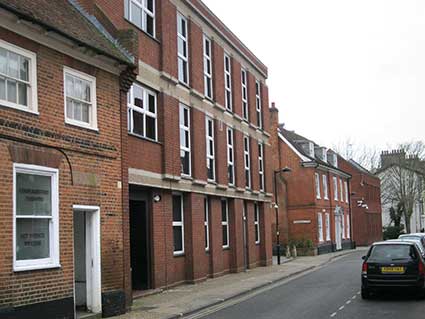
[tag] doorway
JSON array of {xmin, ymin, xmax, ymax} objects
[
  {"xmin": 73, "ymin": 206, "xmax": 101, "ymax": 317},
  {"xmin": 130, "ymin": 199, "xmax": 151, "ymax": 291}
]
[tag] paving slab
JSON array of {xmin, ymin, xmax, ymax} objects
[{"xmin": 114, "ymin": 248, "xmax": 367, "ymax": 319}]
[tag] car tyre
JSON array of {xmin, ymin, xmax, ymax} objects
[{"xmin": 361, "ymin": 288, "xmax": 370, "ymax": 300}]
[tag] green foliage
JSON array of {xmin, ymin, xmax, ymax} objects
[
  {"xmin": 288, "ymin": 238, "xmax": 314, "ymax": 249},
  {"xmin": 383, "ymin": 225, "xmax": 405, "ymax": 240}
]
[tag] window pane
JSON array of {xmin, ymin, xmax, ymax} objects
[
  {"xmin": 66, "ymin": 75, "xmax": 74, "ymax": 97},
  {"xmin": 146, "ymin": 15, "xmax": 154, "ymax": 36},
  {"xmin": 255, "ymin": 227, "xmax": 259, "ymax": 242},
  {"xmin": 16, "ymin": 173, "xmax": 52, "ymax": 216},
  {"xmin": 6, "ymin": 79, "xmax": 17, "ymax": 103},
  {"xmin": 0, "ymin": 48, "xmax": 6, "ymax": 74},
  {"xmin": 133, "ymin": 85, "xmax": 144, "ymax": 108},
  {"xmin": 207, "ymin": 160, "xmax": 214, "ymax": 180},
  {"xmin": 0, "ymin": 77, "xmax": 5, "ymax": 100},
  {"xmin": 19, "ymin": 58, "xmax": 29, "ymax": 82},
  {"xmin": 16, "ymin": 218, "xmax": 50, "ymax": 260},
  {"xmin": 222, "ymin": 226, "xmax": 228, "ymax": 246},
  {"xmin": 73, "ymin": 101, "xmax": 82, "ymax": 121},
  {"xmin": 8, "ymin": 52, "xmax": 19, "ymax": 78},
  {"xmin": 132, "ymin": 110, "xmax": 144, "ymax": 136},
  {"xmin": 172, "ymin": 195, "xmax": 182, "ymax": 222},
  {"xmin": 146, "ymin": 115, "xmax": 156, "ymax": 139},
  {"xmin": 173, "ymin": 226, "xmax": 183, "ymax": 252},
  {"xmin": 148, "ymin": 93, "xmax": 155, "ymax": 113},
  {"xmin": 178, "ymin": 38, "xmax": 185, "ymax": 56},
  {"xmin": 221, "ymin": 201, "xmax": 227, "ymax": 222},
  {"xmin": 181, "ymin": 151, "xmax": 190, "ymax": 175},
  {"xmin": 147, "ymin": 0, "xmax": 154, "ymax": 12},
  {"xmin": 17, "ymin": 82, "xmax": 28, "ymax": 106},
  {"xmin": 81, "ymin": 103, "xmax": 90, "ymax": 123},
  {"xmin": 131, "ymin": 2, "xmax": 142, "ymax": 28}
]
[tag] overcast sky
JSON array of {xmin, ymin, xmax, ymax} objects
[{"xmin": 203, "ymin": 0, "xmax": 425, "ymax": 150}]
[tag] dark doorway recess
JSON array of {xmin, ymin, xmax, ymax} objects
[{"xmin": 130, "ymin": 199, "xmax": 151, "ymax": 291}]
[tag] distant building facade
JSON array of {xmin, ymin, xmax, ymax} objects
[{"xmin": 338, "ymin": 158, "xmax": 382, "ymax": 246}]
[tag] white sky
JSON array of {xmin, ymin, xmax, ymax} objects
[{"xmin": 203, "ymin": 0, "xmax": 425, "ymax": 149}]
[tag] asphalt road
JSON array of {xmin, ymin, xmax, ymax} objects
[{"xmin": 199, "ymin": 251, "xmax": 425, "ymax": 319}]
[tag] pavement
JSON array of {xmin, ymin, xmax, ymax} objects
[{"xmin": 114, "ymin": 248, "xmax": 367, "ymax": 319}]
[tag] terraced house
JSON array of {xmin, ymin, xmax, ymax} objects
[
  {"xmin": 0, "ymin": 1, "xmax": 137, "ymax": 318},
  {"xmin": 78, "ymin": 0, "xmax": 274, "ymax": 303}
]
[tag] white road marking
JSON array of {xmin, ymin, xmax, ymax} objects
[
  {"xmin": 330, "ymin": 312, "xmax": 337, "ymax": 317},
  {"xmin": 357, "ymin": 291, "xmax": 360, "ymax": 295},
  {"xmin": 339, "ymin": 305, "xmax": 345, "ymax": 310},
  {"xmin": 346, "ymin": 300, "xmax": 351, "ymax": 304},
  {"xmin": 352, "ymin": 295, "xmax": 356, "ymax": 300}
]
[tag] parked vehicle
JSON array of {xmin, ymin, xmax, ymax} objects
[
  {"xmin": 389, "ymin": 238, "xmax": 425, "ymax": 259},
  {"xmin": 399, "ymin": 233, "xmax": 425, "ymax": 250},
  {"xmin": 361, "ymin": 241, "xmax": 425, "ymax": 299}
]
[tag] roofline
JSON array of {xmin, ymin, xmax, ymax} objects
[
  {"xmin": 302, "ymin": 162, "xmax": 352, "ymax": 179},
  {"xmin": 278, "ymin": 131, "xmax": 310, "ymax": 161},
  {"xmin": 375, "ymin": 163, "xmax": 425, "ymax": 176},
  {"xmin": 184, "ymin": 0, "xmax": 268, "ymax": 78},
  {"xmin": 0, "ymin": 2, "xmax": 134, "ymax": 66}
]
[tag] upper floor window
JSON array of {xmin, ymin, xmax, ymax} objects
[
  {"xmin": 241, "ymin": 69, "xmax": 248, "ymax": 120},
  {"xmin": 322, "ymin": 175, "xmax": 329, "ymax": 200},
  {"xmin": 0, "ymin": 40, "xmax": 37, "ymax": 114},
  {"xmin": 227, "ymin": 127, "xmax": 235, "ymax": 186},
  {"xmin": 224, "ymin": 53, "xmax": 232, "ymax": 111},
  {"xmin": 333, "ymin": 176, "xmax": 338, "ymax": 201},
  {"xmin": 258, "ymin": 143, "xmax": 265, "ymax": 191},
  {"xmin": 13, "ymin": 164, "xmax": 59, "ymax": 271},
  {"xmin": 64, "ymin": 67, "xmax": 97, "ymax": 130},
  {"xmin": 255, "ymin": 81, "xmax": 262, "ymax": 129},
  {"xmin": 177, "ymin": 13, "xmax": 189, "ymax": 85},
  {"xmin": 344, "ymin": 181, "xmax": 349, "ymax": 203},
  {"xmin": 339, "ymin": 178, "xmax": 344, "ymax": 202},
  {"xmin": 127, "ymin": 83, "xmax": 157, "ymax": 141},
  {"xmin": 203, "ymin": 35, "xmax": 213, "ymax": 99},
  {"xmin": 244, "ymin": 135, "xmax": 251, "ymax": 189},
  {"xmin": 179, "ymin": 103, "xmax": 191, "ymax": 176},
  {"xmin": 315, "ymin": 173, "xmax": 321, "ymax": 199},
  {"xmin": 205, "ymin": 116, "xmax": 215, "ymax": 181},
  {"xmin": 125, "ymin": 0, "xmax": 155, "ymax": 37}
]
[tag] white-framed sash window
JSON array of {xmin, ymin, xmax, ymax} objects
[
  {"xmin": 221, "ymin": 199, "xmax": 229, "ymax": 248},
  {"xmin": 13, "ymin": 164, "xmax": 60, "ymax": 272},
  {"xmin": 346, "ymin": 214, "xmax": 351, "ymax": 239},
  {"xmin": 255, "ymin": 80, "xmax": 262, "ymax": 129},
  {"xmin": 323, "ymin": 175, "xmax": 329, "ymax": 200},
  {"xmin": 340, "ymin": 178, "xmax": 344, "ymax": 202},
  {"xmin": 127, "ymin": 83, "xmax": 157, "ymax": 141},
  {"xmin": 179, "ymin": 103, "xmax": 191, "ymax": 176},
  {"xmin": 203, "ymin": 35, "xmax": 213, "ymax": 99},
  {"xmin": 64, "ymin": 67, "xmax": 97, "ymax": 130},
  {"xmin": 227, "ymin": 127, "xmax": 235, "ymax": 186},
  {"xmin": 125, "ymin": 0, "xmax": 155, "ymax": 37},
  {"xmin": 315, "ymin": 173, "xmax": 321, "ymax": 199},
  {"xmin": 325, "ymin": 213, "xmax": 331, "ymax": 241},
  {"xmin": 258, "ymin": 143, "xmax": 265, "ymax": 191},
  {"xmin": 254, "ymin": 203, "xmax": 260, "ymax": 244},
  {"xmin": 241, "ymin": 69, "xmax": 248, "ymax": 120},
  {"xmin": 244, "ymin": 135, "xmax": 251, "ymax": 189},
  {"xmin": 333, "ymin": 176, "xmax": 338, "ymax": 201},
  {"xmin": 206, "ymin": 116, "xmax": 215, "ymax": 181},
  {"xmin": 317, "ymin": 213, "xmax": 324, "ymax": 242},
  {"xmin": 342, "ymin": 212, "xmax": 346, "ymax": 239},
  {"xmin": 224, "ymin": 53, "xmax": 232, "ymax": 111},
  {"xmin": 204, "ymin": 197, "xmax": 210, "ymax": 251},
  {"xmin": 177, "ymin": 13, "xmax": 189, "ymax": 85},
  {"xmin": 0, "ymin": 39, "xmax": 38, "ymax": 114},
  {"xmin": 172, "ymin": 193, "xmax": 184, "ymax": 255},
  {"xmin": 344, "ymin": 181, "xmax": 349, "ymax": 203}
]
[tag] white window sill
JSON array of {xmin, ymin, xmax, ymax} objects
[
  {"xmin": 14, "ymin": 262, "xmax": 61, "ymax": 272},
  {"xmin": 173, "ymin": 252, "xmax": 185, "ymax": 257},
  {"xmin": 0, "ymin": 101, "xmax": 39, "ymax": 115},
  {"xmin": 255, "ymin": 241, "xmax": 260, "ymax": 245},
  {"xmin": 65, "ymin": 119, "xmax": 98, "ymax": 132}
]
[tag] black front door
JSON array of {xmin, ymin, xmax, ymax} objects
[{"xmin": 130, "ymin": 200, "xmax": 150, "ymax": 290}]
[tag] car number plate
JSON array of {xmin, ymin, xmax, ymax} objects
[{"xmin": 381, "ymin": 266, "xmax": 405, "ymax": 274}]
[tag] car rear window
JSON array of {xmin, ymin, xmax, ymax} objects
[{"xmin": 369, "ymin": 244, "xmax": 417, "ymax": 262}]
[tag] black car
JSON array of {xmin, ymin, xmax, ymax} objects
[{"xmin": 361, "ymin": 241, "xmax": 425, "ymax": 299}]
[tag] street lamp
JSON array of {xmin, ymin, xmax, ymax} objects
[{"xmin": 274, "ymin": 166, "xmax": 292, "ymax": 265}]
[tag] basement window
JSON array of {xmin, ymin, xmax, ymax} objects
[
  {"xmin": 13, "ymin": 164, "xmax": 60, "ymax": 272},
  {"xmin": 0, "ymin": 39, "xmax": 37, "ymax": 114}
]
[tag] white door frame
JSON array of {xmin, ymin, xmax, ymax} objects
[{"xmin": 73, "ymin": 205, "xmax": 102, "ymax": 315}]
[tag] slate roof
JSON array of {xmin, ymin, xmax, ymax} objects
[{"xmin": 0, "ymin": 0, "xmax": 134, "ymax": 65}]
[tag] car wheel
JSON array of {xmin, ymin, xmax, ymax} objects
[{"xmin": 361, "ymin": 288, "xmax": 370, "ymax": 300}]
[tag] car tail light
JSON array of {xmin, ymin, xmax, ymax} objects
[
  {"xmin": 362, "ymin": 262, "xmax": 368, "ymax": 275},
  {"xmin": 419, "ymin": 262, "xmax": 425, "ymax": 276}
]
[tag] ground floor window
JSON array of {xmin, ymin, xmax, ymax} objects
[
  {"xmin": 221, "ymin": 199, "xmax": 229, "ymax": 248},
  {"xmin": 204, "ymin": 197, "xmax": 210, "ymax": 251},
  {"xmin": 13, "ymin": 163, "xmax": 59, "ymax": 271},
  {"xmin": 173, "ymin": 194, "xmax": 184, "ymax": 255},
  {"xmin": 346, "ymin": 214, "xmax": 351, "ymax": 239},
  {"xmin": 325, "ymin": 213, "xmax": 331, "ymax": 241},
  {"xmin": 317, "ymin": 213, "xmax": 324, "ymax": 242},
  {"xmin": 254, "ymin": 203, "xmax": 260, "ymax": 244}
]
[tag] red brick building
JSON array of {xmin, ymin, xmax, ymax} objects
[
  {"xmin": 0, "ymin": 1, "xmax": 136, "ymax": 318},
  {"xmin": 338, "ymin": 157, "xmax": 382, "ymax": 246},
  {"xmin": 270, "ymin": 107, "xmax": 353, "ymax": 254},
  {"xmin": 86, "ymin": 0, "xmax": 274, "ymax": 299}
]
